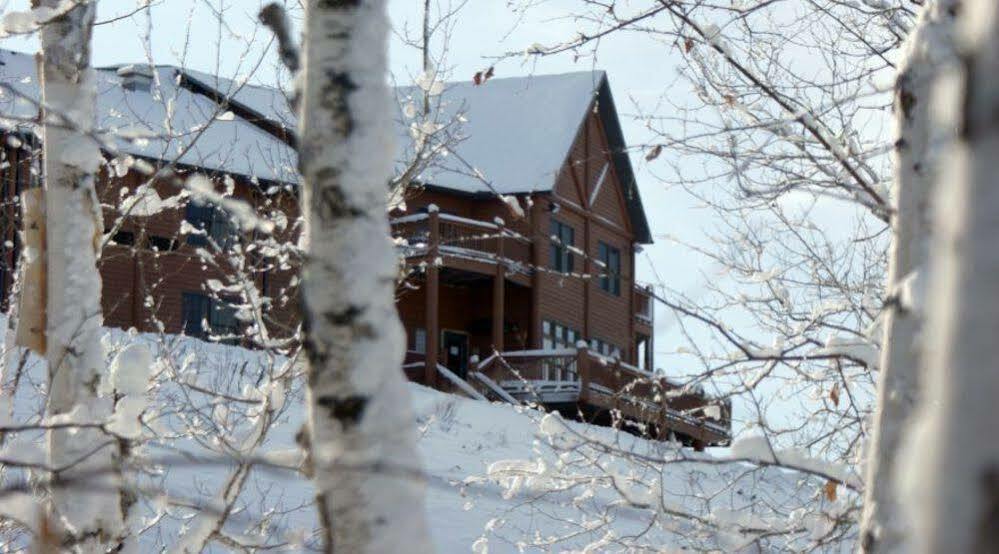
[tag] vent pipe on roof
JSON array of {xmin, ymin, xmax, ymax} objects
[{"xmin": 117, "ymin": 64, "xmax": 154, "ymax": 92}]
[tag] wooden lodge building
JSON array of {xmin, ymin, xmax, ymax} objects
[{"xmin": 0, "ymin": 49, "xmax": 730, "ymax": 448}]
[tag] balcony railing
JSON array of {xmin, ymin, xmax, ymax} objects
[
  {"xmin": 634, "ymin": 284, "xmax": 654, "ymax": 326},
  {"xmin": 391, "ymin": 210, "xmax": 532, "ymax": 275},
  {"xmin": 473, "ymin": 347, "xmax": 731, "ymax": 446}
]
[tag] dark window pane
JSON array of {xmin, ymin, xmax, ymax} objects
[
  {"xmin": 147, "ymin": 235, "xmax": 176, "ymax": 251},
  {"xmin": 185, "ymin": 202, "xmax": 212, "ymax": 246},
  {"xmin": 209, "ymin": 300, "xmax": 239, "ymax": 337},
  {"xmin": 549, "ymin": 220, "xmax": 573, "ymax": 273},
  {"xmin": 182, "ymin": 292, "xmax": 209, "ymax": 338},
  {"xmin": 112, "ymin": 231, "xmax": 135, "ymax": 246},
  {"xmin": 185, "ymin": 201, "xmax": 235, "ymax": 248},
  {"xmin": 597, "ymin": 241, "xmax": 621, "ymax": 296}
]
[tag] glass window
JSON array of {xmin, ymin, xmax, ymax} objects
[
  {"xmin": 209, "ymin": 300, "xmax": 239, "ymax": 337},
  {"xmin": 182, "ymin": 292, "xmax": 210, "ymax": 338},
  {"xmin": 549, "ymin": 219, "xmax": 574, "ymax": 273},
  {"xmin": 186, "ymin": 200, "xmax": 236, "ymax": 248},
  {"xmin": 414, "ymin": 328, "xmax": 427, "ymax": 354},
  {"xmin": 598, "ymin": 241, "xmax": 621, "ymax": 296},
  {"xmin": 183, "ymin": 292, "xmax": 238, "ymax": 341}
]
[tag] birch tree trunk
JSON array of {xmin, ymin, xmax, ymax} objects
[
  {"xmin": 38, "ymin": 0, "xmax": 123, "ymax": 548},
  {"xmin": 904, "ymin": 1, "xmax": 999, "ymax": 551},
  {"xmin": 297, "ymin": 1, "xmax": 433, "ymax": 552},
  {"xmin": 859, "ymin": 1, "xmax": 959, "ymax": 551}
]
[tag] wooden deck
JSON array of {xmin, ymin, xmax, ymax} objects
[
  {"xmin": 471, "ymin": 347, "xmax": 731, "ymax": 448},
  {"xmin": 392, "ymin": 209, "xmax": 727, "ymax": 448}
]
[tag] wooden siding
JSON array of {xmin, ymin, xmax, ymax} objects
[{"xmin": 535, "ymin": 107, "xmax": 638, "ymax": 363}]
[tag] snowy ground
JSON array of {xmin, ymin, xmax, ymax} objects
[{"xmin": 0, "ymin": 325, "xmax": 847, "ymax": 552}]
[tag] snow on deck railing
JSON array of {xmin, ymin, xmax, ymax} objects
[
  {"xmin": 390, "ymin": 213, "xmax": 429, "ymax": 225},
  {"xmin": 476, "ymin": 352, "xmax": 499, "ymax": 370},
  {"xmin": 391, "ymin": 211, "xmax": 531, "ymax": 243},
  {"xmin": 499, "ymin": 348, "xmax": 578, "ymax": 357},
  {"xmin": 482, "ymin": 349, "xmax": 730, "ymax": 439},
  {"xmin": 439, "ymin": 212, "xmax": 499, "ymax": 230},
  {"xmin": 491, "ymin": 349, "xmax": 695, "ymax": 392}
]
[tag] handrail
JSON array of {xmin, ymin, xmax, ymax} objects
[
  {"xmin": 471, "ymin": 371, "xmax": 519, "ymax": 404},
  {"xmin": 474, "ymin": 348, "xmax": 731, "ymax": 442},
  {"xmin": 499, "ymin": 348, "xmax": 577, "ymax": 357},
  {"xmin": 436, "ymin": 363, "xmax": 487, "ymax": 401},
  {"xmin": 390, "ymin": 213, "xmax": 429, "ymax": 225},
  {"xmin": 439, "ymin": 212, "xmax": 498, "ymax": 230},
  {"xmin": 391, "ymin": 210, "xmax": 532, "ymax": 243}
]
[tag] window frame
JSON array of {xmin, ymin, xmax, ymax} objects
[
  {"xmin": 549, "ymin": 219, "xmax": 575, "ymax": 274},
  {"xmin": 185, "ymin": 200, "xmax": 236, "ymax": 248},
  {"xmin": 182, "ymin": 292, "xmax": 239, "ymax": 342},
  {"xmin": 598, "ymin": 241, "xmax": 621, "ymax": 296},
  {"xmin": 542, "ymin": 319, "xmax": 580, "ymax": 381}
]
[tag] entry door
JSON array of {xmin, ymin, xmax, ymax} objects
[{"xmin": 442, "ymin": 331, "xmax": 469, "ymax": 379}]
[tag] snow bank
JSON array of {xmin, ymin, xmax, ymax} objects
[{"xmin": 0, "ymin": 319, "xmax": 837, "ymax": 551}]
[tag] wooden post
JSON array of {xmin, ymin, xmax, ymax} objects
[
  {"xmin": 492, "ymin": 219, "xmax": 505, "ymax": 352},
  {"xmin": 529, "ymin": 198, "xmax": 544, "ymax": 348},
  {"xmin": 627, "ymin": 262, "xmax": 635, "ymax": 365},
  {"xmin": 657, "ymin": 377, "xmax": 670, "ymax": 441},
  {"xmin": 576, "ymin": 341, "xmax": 589, "ymax": 403},
  {"xmin": 425, "ymin": 205, "xmax": 440, "ymax": 387}
]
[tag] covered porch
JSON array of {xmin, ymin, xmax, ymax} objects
[{"xmin": 392, "ymin": 206, "xmax": 536, "ymax": 386}]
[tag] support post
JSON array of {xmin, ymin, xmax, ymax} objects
[
  {"xmin": 656, "ymin": 377, "xmax": 670, "ymax": 441},
  {"xmin": 529, "ymin": 198, "xmax": 544, "ymax": 348},
  {"xmin": 492, "ymin": 219, "xmax": 505, "ymax": 352},
  {"xmin": 425, "ymin": 205, "xmax": 440, "ymax": 387},
  {"xmin": 576, "ymin": 341, "xmax": 589, "ymax": 403}
]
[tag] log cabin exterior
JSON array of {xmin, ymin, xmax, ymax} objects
[{"xmin": 0, "ymin": 48, "xmax": 730, "ymax": 447}]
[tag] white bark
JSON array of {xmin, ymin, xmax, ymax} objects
[
  {"xmin": 903, "ymin": 1, "xmax": 999, "ymax": 551},
  {"xmin": 38, "ymin": 0, "xmax": 123, "ymax": 548},
  {"xmin": 297, "ymin": 1, "xmax": 433, "ymax": 552},
  {"xmin": 859, "ymin": 1, "xmax": 959, "ymax": 551}
]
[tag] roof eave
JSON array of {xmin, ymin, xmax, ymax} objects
[{"xmin": 593, "ymin": 76, "xmax": 653, "ymax": 245}]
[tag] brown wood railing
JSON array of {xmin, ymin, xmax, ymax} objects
[
  {"xmin": 475, "ymin": 346, "xmax": 731, "ymax": 445},
  {"xmin": 390, "ymin": 211, "xmax": 532, "ymax": 271}
]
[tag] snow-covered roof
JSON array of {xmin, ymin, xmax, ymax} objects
[
  {"xmin": 150, "ymin": 67, "xmax": 651, "ymax": 242},
  {"xmin": 393, "ymin": 72, "xmax": 598, "ymax": 194},
  {"xmin": 0, "ymin": 49, "xmax": 650, "ymax": 242},
  {"xmin": 180, "ymin": 67, "xmax": 296, "ymax": 129},
  {"xmin": 0, "ymin": 49, "xmax": 298, "ymax": 184},
  {"xmin": 392, "ymin": 71, "xmax": 651, "ymax": 242}
]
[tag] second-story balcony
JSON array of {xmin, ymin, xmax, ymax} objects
[{"xmin": 391, "ymin": 208, "xmax": 534, "ymax": 286}]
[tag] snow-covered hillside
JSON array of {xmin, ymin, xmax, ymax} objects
[{"xmin": 0, "ymin": 326, "xmax": 849, "ymax": 552}]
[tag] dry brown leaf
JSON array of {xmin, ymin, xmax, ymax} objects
[
  {"xmin": 645, "ymin": 144, "xmax": 663, "ymax": 161},
  {"xmin": 824, "ymin": 480, "xmax": 838, "ymax": 502}
]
